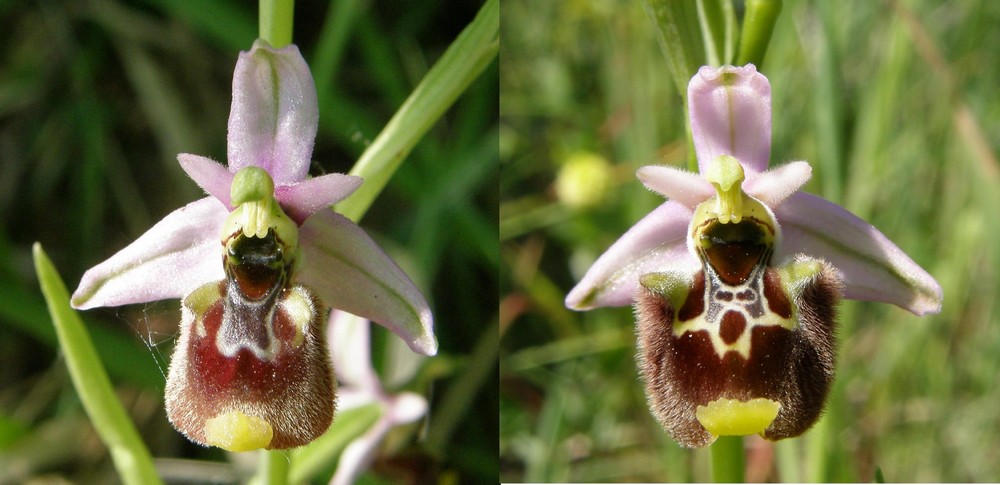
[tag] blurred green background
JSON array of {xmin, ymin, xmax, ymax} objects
[
  {"xmin": 500, "ymin": 0, "xmax": 999, "ymax": 482},
  {"xmin": 0, "ymin": 0, "xmax": 497, "ymax": 482}
]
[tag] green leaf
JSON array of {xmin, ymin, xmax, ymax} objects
[
  {"xmin": 335, "ymin": 0, "xmax": 499, "ymax": 222},
  {"xmin": 289, "ymin": 404, "xmax": 382, "ymax": 483},
  {"xmin": 32, "ymin": 243, "xmax": 161, "ymax": 485}
]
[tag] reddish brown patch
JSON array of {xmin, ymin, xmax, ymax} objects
[
  {"xmin": 763, "ymin": 268, "xmax": 793, "ymax": 318},
  {"xmin": 231, "ymin": 265, "xmax": 280, "ymax": 300},
  {"xmin": 668, "ymin": 330, "xmax": 729, "ymax": 404},
  {"xmin": 191, "ymin": 300, "xmax": 305, "ymax": 400},
  {"xmin": 743, "ymin": 325, "xmax": 795, "ymax": 398},
  {"xmin": 635, "ymin": 259, "xmax": 846, "ymax": 447},
  {"xmin": 701, "ymin": 220, "xmax": 768, "ymax": 285},
  {"xmin": 677, "ymin": 272, "xmax": 706, "ymax": 322},
  {"xmin": 665, "ymin": 322, "xmax": 801, "ymax": 409},
  {"xmin": 169, "ymin": 285, "xmax": 335, "ymax": 449},
  {"xmin": 719, "ymin": 311, "xmax": 746, "ymax": 344}
]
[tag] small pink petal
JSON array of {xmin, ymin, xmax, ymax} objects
[
  {"xmin": 332, "ymin": 420, "xmax": 388, "ymax": 485},
  {"xmin": 565, "ymin": 201, "xmax": 699, "ymax": 310},
  {"xmin": 636, "ymin": 165, "xmax": 715, "ymax": 208},
  {"xmin": 71, "ymin": 197, "xmax": 227, "ymax": 309},
  {"xmin": 178, "ymin": 153, "xmax": 235, "ymax": 208},
  {"xmin": 275, "ymin": 173, "xmax": 363, "ymax": 225},
  {"xmin": 689, "ymin": 64, "xmax": 772, "ymax": 175},
  {"xmin": 328, "ymin": 310, "xmax": 379, "ymax": 391},
  {"xmin": 744, "ymin": 161, "xmax": 812, "ymax": 207},
  {"xmin": 227, "ymin": 40, "xmax": 317, "ymax": 185},
  {"xmin": 298, "ymin": 211, "xmax": 437, "ymax": 355},
  {"xmin": 331, "ymin": 393, "xmax": 427, "ymax": 485},
  {"xmin": 774, "ymin": 192, "xmax": 943, "ymax": 315}
]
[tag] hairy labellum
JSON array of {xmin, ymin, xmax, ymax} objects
[
  {"xmin": 634, "ymin": 157, "xmax": 844, "ymax": 448},
  {"xmin": 165, "ymin": 230, "xmax": 335, "ymax": 451},
  {"xmin": 567, "ymin": 66, "xmax": 941, "ymax": 449}
]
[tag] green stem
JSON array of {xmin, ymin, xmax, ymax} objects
[
  {"xmin": 259, "ymin": 0, "xmax": 294, "ymax": 48},
  {"xmin": 33, "ymin": 244, "xmax": 162, "ymax": 485},
  {"xmin": 257, "ymin": 450, "xmax": 290, "ymax": 485},
  {"xmin": 289, "ymin": 404, "xmax": 382, "ymax": 482},
  {"xmin": 336, "ymin": 0, "xmax": 498, "ymax": 222},
  {"xmin": 250, "ymin": 2, "xmax": 296, "ymax": 481},
  {"xmin": 710, "ymin": 435, "xmax": 745, "ymax": 482},
  {"xmin": 735, "ymin": 0, "xmax": 783, "ymax": 67}
]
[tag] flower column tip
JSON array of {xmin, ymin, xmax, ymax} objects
[{"xmin": 705, "ymin": 155, "xmax": 747, "ymax": 224}]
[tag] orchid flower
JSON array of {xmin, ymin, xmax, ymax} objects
[
  {"xmin": 565, "ymin": 64, "xmax": 942, "ymax": 448},
  {"xmin": 70, "ymin": 40, "xmax": 436, "ymax": 450},
  {"xmin": 327, "ymin": 310, "xmax": 428, "ymax": 485}
]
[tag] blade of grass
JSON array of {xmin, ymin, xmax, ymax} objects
[
  {"xmin": 289, "ymin": 404, "xmax": 382, "ymax": 483},
  {"xmin": 311, "ymin": 0, "xmax": 365, "ymax": 125},
  {"xmin": 640, "ymin": 0, "xmax": 705, "ymax": 97},
  {"xmin": 813, "ymin": 0, "xmax": 845, "ymax": 201},
  {"xmin": 356, "ymin": 15, "xmax": 411, "ymax": 108},
  {"xmin": 695, "ymin": 0, "xmax": 738, "ymax": 66},
  {"xmin": 32, "ymin": 243, "xmax": 161, "ymax": 485},
  {"xmin": 335, "ymin": 0, "xmax": 498, "ymax": 222},
  {"xmin": 425, "ymin": 318, "xmax": 499, "ymax": 456}
]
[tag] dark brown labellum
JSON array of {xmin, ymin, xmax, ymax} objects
[
  {"xmin": 165, "ymin": 232, "xmax": 335, "ymax": 450},
  {"xmin": 635, "ymin": 249, "xmax": 843, "ymax": 448}
]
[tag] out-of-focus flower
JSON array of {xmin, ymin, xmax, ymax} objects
[
  {"xmin": 71, "ymin": 40, "xmax": 435, "ymax": 450},
  {"xmin": 565, "ymin": 64, "xmax": 941, "ymax": 447},
  {"xmin": 555, "ymin": 151, "xmax": 614, "ymax": 209},
  {"xmin": 328, "ymin": 310, "xmax": 428, "ymax": 485}
]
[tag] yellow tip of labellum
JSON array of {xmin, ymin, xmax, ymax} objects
[
  {"xmin": 204, "ymin": 411, "xmax": 274, "ymax": 452},
  {"xmin": 696, "ymin": 397, "xmax": 781, "ymax": 437}
]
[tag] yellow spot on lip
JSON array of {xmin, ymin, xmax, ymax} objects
[
  {"xmin": 204, "ymin": 411, "xmax": 273, "ymax": 452},
  {"xmin": 696, "ymin": 397, "xmax": 780, "ymax": 437}
]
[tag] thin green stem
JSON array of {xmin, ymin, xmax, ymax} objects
[
  {"xmin": 735, "ymin": 0, "xmax": 783, "ymax": 67},
  {"xmin": 250, "ymin": 4, "xmax": 297, "ymax": 482},
  {"xmin": 336, "ymin": 0, "xmax": 498, "ymax": 222},
  {"xmin": 776, "ymin": 437, "xmax": 802, "ymax": 482},
  {"xmin": 259, "ymin": 0, "xmax": 294, "ymax": 48},
  {"xmin": 289, "ymin": 404, "xmax": 382, "ymax": 482},
  {"xmin": 256, "ymin": 450, "xmax": 290, "ymax": 485},
  {"xmin": 710, "ymin": 435, "xmax": 745, "ymax": 482},
  {"xmin": 33, "ymin": 243, "xmax": 162, "ymax": 485}
]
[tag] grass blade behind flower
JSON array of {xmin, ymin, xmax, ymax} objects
[
  {"xmin": 32, "ymin": 243, "xmax": 161, "ymax": 485},
  {"xmin": 336, "ymin": 0, "xmax": 498, "ymax": 222}
]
